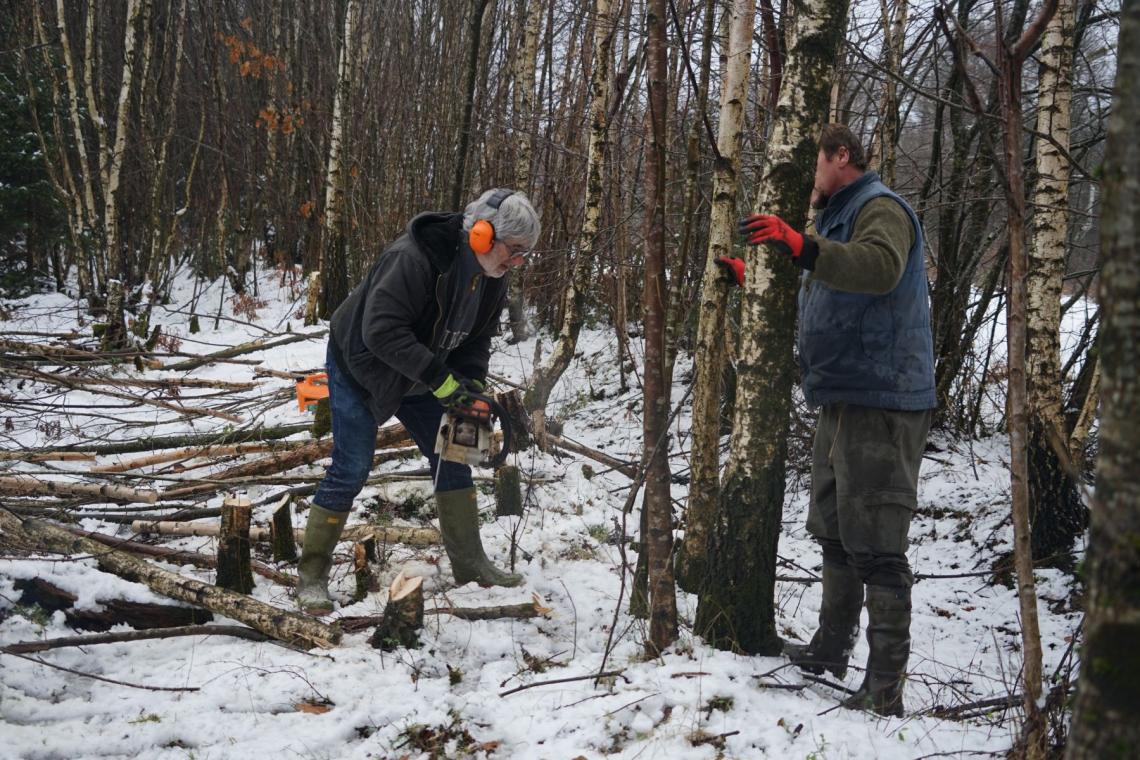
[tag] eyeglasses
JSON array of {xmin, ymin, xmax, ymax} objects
[{"xmin": 506, "ymin": 242, "xmax": 532, "ymax": 259}]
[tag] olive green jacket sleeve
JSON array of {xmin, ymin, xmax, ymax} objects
[{"xmin": 807, "ymin": 197, "xmax": 915, "ymax": 295}]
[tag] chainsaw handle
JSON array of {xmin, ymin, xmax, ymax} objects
[{"xmin": 464, "ymin": 392, "xmax": 512, "ymax": 468}]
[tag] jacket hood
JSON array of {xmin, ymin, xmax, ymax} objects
[{"xmin": 407, "ymin": 211, "xmax": 464, "ymax": 273}]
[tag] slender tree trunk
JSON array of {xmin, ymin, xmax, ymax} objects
[
  {"xmin": 505, "ymin": 0, "xmax": 542, "ymax": 342},
  {"xmin": 696, "ymin": 0, "xmax": 850, "ymax": 655},
  {"xmin": 319, "ymin": 0, "xmax": 359, "ymax": 320},
  {"xmin": 101, "ymin": 0, "xmax": 147, "ymax": 351},
  {"xmin": 1066, "ymin": 1, "xmax": 1140, "ymax": 752},
  {"xmin": 53, "ymin": 0, "xmax": 100, "ymax": 300},
  {"xmin": 1027, "ymin": 0, "xmax": 1085, "ymax": 564},
  {"xmin": 678, "ymin": 0, "xmax": 756, "ymax": 593},
  {"xmin": 525, "ymin": 0, "xmax": 616, "ymax": 416},
  {"xmin": 876, "ymin": 0, "xmax": 907, "ymax": 185},
  {"xmin": 451, "ymin": 0, "xmax": 492, "ymax": 208},
  {"xmin": 641, "ymin": 0, "xmax": 677, "ymax": 657},
  {"xmin": 987, "ymin": 0, "xmax": 1061, "ymax": 754}
]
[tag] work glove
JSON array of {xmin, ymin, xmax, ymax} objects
[
  {"xmin": 430, "ymin": 370, "xmax": 485, "ymax": 409},
  {"xmin": 714, "ymin": 256, "xmax": 745, "ymax": 287},
  {"xmin": 738, "ymin": 213, "xmax": 819, "ymax": 270}
]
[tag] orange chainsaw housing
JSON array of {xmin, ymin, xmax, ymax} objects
[{"xmin": 296, "ymin": 372, "xmax": 329, "ymax": 412}]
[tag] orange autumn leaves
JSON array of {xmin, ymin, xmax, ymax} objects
[{"xmin": 219, "ymin": 19, "xmax": 306, "ymax": 136}]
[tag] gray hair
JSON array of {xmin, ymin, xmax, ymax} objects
[{"xmin": 463, "ymin": 189, "xmax": 541, "ymax": 248}]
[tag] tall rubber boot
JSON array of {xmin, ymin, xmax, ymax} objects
[
  {"xmin": 296, "ymin": 504, "xmax": 348, "ymax": 615},
  {"xmin": 436, "ymin": 487, "xmax": 522, "ymax": 587},
  {"xmin": 841, "ymin": 584, "xmax": 911, "ymax": 717},
  {"xmin": 784, "ymin": 560, "xmax": 864, "ymax": 678}
]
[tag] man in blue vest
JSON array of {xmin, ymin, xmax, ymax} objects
[{"xmin": 726, "ymin": 125, "xmax": 935, "ymax": 716}]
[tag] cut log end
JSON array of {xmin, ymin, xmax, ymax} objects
[{"xmin": 369, "ymin": 572, "xmax": 425, "ymax": 651}]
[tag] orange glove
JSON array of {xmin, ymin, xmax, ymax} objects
[
  {"xmin": 714, "ymin": 256, "xmax": 745, "ymax": 286},
  {"xmin": 738, "ymin": 214, "xmax": 820, "ymax": 270}
]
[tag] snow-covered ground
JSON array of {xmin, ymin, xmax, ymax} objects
[{"xmin": 0, "ymin": 268, "xmax": 1083, "ymax": 759}]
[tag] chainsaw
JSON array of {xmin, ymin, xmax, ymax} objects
[{"xmin": 434, "ymin": 392, "xmax": 512, "ymax": 468}]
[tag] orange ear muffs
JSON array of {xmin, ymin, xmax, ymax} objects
[
  {"xmin": 469, "ymin": 219, "xmax": 495, "ymax": 254},
  {"xmin": 467, "ymin": 188, "xmax": 515, "ymax": 255}
]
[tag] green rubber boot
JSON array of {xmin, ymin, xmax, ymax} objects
[
  {"xmin": 841, "ymin": 584, "xmax": 911, "ymax": 717},
  {"xmin": 436, "ymin": 487, "xmax": 522, "ymax": 587},
  {"xmin": 296, "ymin": 504, "xmax": 348, "ymax": 615},
  {"xmin": 784, "ymin": 560, "xmax": 864, "ymax": 679}
]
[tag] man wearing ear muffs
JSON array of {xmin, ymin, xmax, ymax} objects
[{"xmin": 297, "ymin": 188, "xmax": 541, "ymax": 615}]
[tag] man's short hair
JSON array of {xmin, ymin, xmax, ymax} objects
[
  {"xmin": 463, "ymin": 189, "xmax": 541, "ymax": 249},
  {"xmin": 819, "ymin": 124, "xmax": 868, "ymax": 170}
]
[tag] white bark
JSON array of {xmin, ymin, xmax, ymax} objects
[
  {"xmin": 1027, "ymin": 0, "xmax": 1077, "ymax": 440},
  {"xmin": 512, "ymin": 0, "xmax": 542, "ymax": 193},
  {"xmin": 104, "ymin": 0, "xmax": 146, "ymax": 281},
  {"xmin": 322, "ymin": 0, "xmax": 359, "ymax": 241},
  {"xmin": 682, "ymin": 0, "xmax": 756, "ymax": 587}
]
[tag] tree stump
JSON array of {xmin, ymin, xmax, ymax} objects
[
  {"xmin": 369, "ymin": 572, "xmax": 424, "ymax": 651},
  {"xmin": 216, "ymin": 495, "xmax": 254, "ymax": 594},
  {"xmin": 495, "ymin": 465, "xmax": 524, "ymax": 517},
  {"xmin": 270, "ymin": 496, "xmax": 297, "ymax": 562},
  {"xmin": 353, "ymin": 538, "xmax": 379, "ymax": 601}
]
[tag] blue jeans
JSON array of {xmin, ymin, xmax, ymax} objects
[{"xmin": 311, "ymin": 346, "xmax": 473, "ymax": 513}]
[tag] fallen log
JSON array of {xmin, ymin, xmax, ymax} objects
[
  {"xmin": 13, "ymin": 577, "xmax": 214, "ymax": 632},
  {"xmin": 0, "ymin": 452, "xmax": 96, "ymax": 463},
  {"xmin": 130, "ymin": 519, "xmax": 441, "ymax": 547},
  {"xmin": 0, "ymin": 509, "xmax": 339, "ymax": 648},
  {"xmin": 160, "ymin": 423, "xmax": 413, "ymax": 498},
  {"xmin": 2, "ymin": 624, "xmax": 269, "ymax": 654},
  {"xmin": 0, "ymin": 475, "xmax": 158, "ymax": 504},
  {"xmin": 60, "ymin": 525, "xmax": 296, "ymax": 586},
  {"xmin": 339, "ymin": 592, "xmax": 551, "ymax": 634},
  {"xmin": 32, "ymin": 423, "xmax": 312, "ymax": 456},
  {"xmin": 160, "ymin": 330, "xmax": 327, "ymax": 372},
  {"xmin": 91, "ymin": 442, "xmax": 293, "ymax": 473},
  {"xmin": 544, "ymin": 432, "xmax": 637, "ymax": 479}
]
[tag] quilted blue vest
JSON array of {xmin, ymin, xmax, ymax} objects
[{"xmin": 797, "ymin": 172, "xmax": 937, "ymax": 410}]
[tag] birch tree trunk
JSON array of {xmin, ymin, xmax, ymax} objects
[
  {"xmin": 1026, "ymin": 0, "xmax": 1085, "ymax": 565},
  {"xmin": 101, "ymin": 0, "xmax": 147, "ymax": 351},
  {"xmin": 525, "ymin": 0, "xmax": 616, "ymax": 416},
  {"xmin": 991, "ymin": 0, "xmax": 1060, "ymax": 754},
  {"xmin": 52, "ymin": 0, "xmax": 100, "ymax": 299},
  {"xmin": 678, "ymin": 0, "xmax": 756, "ymax": 594},
  {"xmin": 1066, "ymin": 1, "xmax": 1140, "ymax": 752},
  {"xmin": 318, "ymin": 0, "xmax": 359, "ymax": 320},
  {"xmin": 505, "ymin": 0, "xmax": 543, "ymax": 342},
  {"xmin": 641, "ymin": 0, "xmax": 677, "ymax": 657},
  {"xmin": 695, "ymin": 0, "xmax": 849, "ymax": 655}
]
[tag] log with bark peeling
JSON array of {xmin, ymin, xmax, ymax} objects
[
  {"xmin": 61, "ymin": 525, "xmax": 297, "ymax": 586},
  {"xmin": 339, "ymin": 592, "xmax": 552, "ymax": 634},
  {"xmin": 130, "ymin": 519, "xmax": 441, "ymax": 547},
  {"xmin": 92, "ymin": 442, "xmax": 292, "ymax": 473},
  {"xmin": 0, "ymin": 509, "xmax": 339, "ymax": 648},
  {"xmin": 160, "ymin": 423, "xmax": 412, "ymax": 498},
  {"xmin": 0, "ymin": 475, "xmax": 158, "ymax": 504}
]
